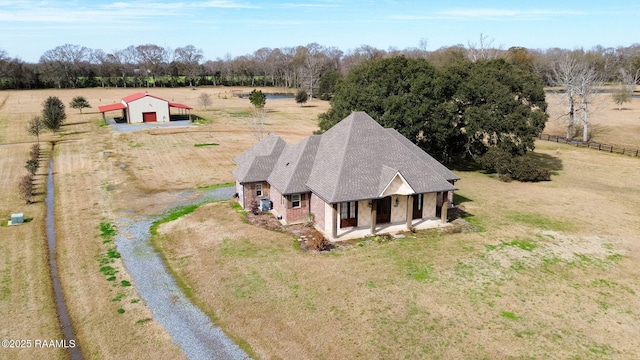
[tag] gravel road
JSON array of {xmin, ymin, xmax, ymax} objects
[{"xmin": 115, "ymin": 186, "xmax": 250, "ymax": 360}]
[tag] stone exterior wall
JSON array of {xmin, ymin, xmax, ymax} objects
[
  {"xmin": 356, "ymin": 199, "xmax": 371, "ymax": 227},
  {"xmin": 423, "ymin": 192, "xmax": 437, "ymax": 218},
  {"xmin": 270, "ymin": 186, "xmax": 286, "ymax": 219},
  {"xmin": 390, "ymin": 195, "xmax": 409, "ymax": 223},
  {"xmin": 310, "ymin": 193, "xmax": 326, "ymax": 230}
]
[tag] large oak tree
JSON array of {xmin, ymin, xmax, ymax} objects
[{"xmin": 318, "ymin": 56, "xmax": 548, "ymax": 162}]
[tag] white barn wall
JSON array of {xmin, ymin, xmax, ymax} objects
[{"xmin": 127, "ymin": 96, "xmax": 170, "ymax": 123}]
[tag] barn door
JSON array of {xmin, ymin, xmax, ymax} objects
[{"xmin": 143, "ymin": 112, "xmax": 157, "ymax": 122}]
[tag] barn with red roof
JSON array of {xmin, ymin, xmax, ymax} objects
[{"xmin": 98, "ymin": 92, "xmax": 192, "ymax": 124}]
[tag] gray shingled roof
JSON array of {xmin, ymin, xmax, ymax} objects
[
  {"xmin": 385, "ymin": 128, "xmax": 460, "ymax": 182},
  {"xmin": 232, "ymin": 134, "xmax": 286, "ymax": 183},
  {"xmin": 232, "ymin": 112, "xmax": 458, "ymax": 203},
  {"xmin": 305, "ymin": 112, "xmax": 457, "ymax": 203},
  {"xmin": 268, "ymin": 135, "xmax": 321, "ymax": 195}
]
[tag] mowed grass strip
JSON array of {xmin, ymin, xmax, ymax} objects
[
  {"xmin": 0, "ymin": 143, "xmax": 66, "ymax": 360},
  {"xmin": 51, "ymin": 121, "xmax": 185, "ymax": 359}
]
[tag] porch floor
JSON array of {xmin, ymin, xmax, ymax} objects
[{"xmin": 325, "ymin": 217, "xmax": 448, "ymax": 241}]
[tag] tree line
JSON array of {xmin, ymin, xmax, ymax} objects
[{"xmin": 1, "ymin": 39, "xmax": 640, "ymax": 96}]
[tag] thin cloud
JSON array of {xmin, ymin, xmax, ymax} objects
[
  {"xmin": 392, "ymin": 8, "xmax": 587, "ymax": 21},
  {"xmin": 0, "ymin": 0, "xmax": 255, "ymax": 24},
  {"xmin": 276, "ymin": 2, "xmax": 341, "ymax": 8}
]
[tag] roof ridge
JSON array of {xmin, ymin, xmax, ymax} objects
[
  {"xmin": 282, "ymin": 137, "xmax": 308, "ymax": 193},
  {"xmin": 329, "ymin": 113, "xmax": 356, "ymax": 203}
]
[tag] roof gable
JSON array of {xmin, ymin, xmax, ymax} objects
[
  {"xmin": 268, "ymin": 135, "xmax": 321, "ymax": 195},
  {"xmin": 232, "ymin": 134, "xmax": 286, "ymax": 183},
  {"xmin": 379, "ymin": 169, "xmax": 415, "ymax": 197},
  {"xmin": 121, "ymin": 92, "xmax": 168, "ymax": 104}
]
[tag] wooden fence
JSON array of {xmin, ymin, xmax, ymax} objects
[{"xmin": 538, "ymin": 134, "xmax": 640, "ymax": 157}]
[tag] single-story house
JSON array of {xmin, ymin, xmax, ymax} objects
[
  {"xmin": 232, "ymin": 111, "xmax": 459, "ymax": 241},
  {"xmin": 98, "ymin": 92, "xmax": 192, "ymax": 124}
]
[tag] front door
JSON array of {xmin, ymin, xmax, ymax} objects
[
  {"xmin": 340, "ymin": 201, "xmax": 358, "ymax": 228},
  {"xmin": 376, "ymin": 196, "xmax": 391, "ymax": 224},
  {"xmin": 143, "ymin": 112, "xmax": 157, "ymax": 122},
  {"xmin": 412, "ymin": 194, "xmax": 423, "ymax": 219}
]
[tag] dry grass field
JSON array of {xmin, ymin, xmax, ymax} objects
[
  {"xmin": 155, "ymin": 140, "xmax": 640, "ymax": 359},
  {"xmin": 544, "ymin": 91, "xmax": 640, "ymax": 149},
  {"xmin": 0, "ymin": 86, "xmax": 325, "ymax": 359},
  {"xmin": 1, "ymin": 85, "xmax": 638, "ymax": 359},
  {"xmin": 0, "ymin": 142, "xmax": 66, "ymax": 360}
]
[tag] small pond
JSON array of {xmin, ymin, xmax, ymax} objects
[{"xmin": 237, "ymin": 93, "xmax": 294, "ymax": 99}]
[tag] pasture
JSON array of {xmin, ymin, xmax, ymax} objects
[{"xmin": 0, "ymin": 86, "xmax": 638, "ymax": 359}]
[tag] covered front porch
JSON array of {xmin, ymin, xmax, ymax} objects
[
  {"xmin": 321, "ymin": 191, "xmax": 451, "ymax": 241},
  {"xmin": 332, "ymin": 216, "xmax": 449, "ymax": 241}
]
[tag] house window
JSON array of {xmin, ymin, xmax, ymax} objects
[
  {"xmin": 256, "ymin": 183, "xmax": 263, "ymax": 197},
  {"xmin": 291, "ymin": 194, "xmax": 301, "ymax": 208},
  {"xmin": 416, "ymin": 194, "xmax": 423, "ymax": 210},
  {"xmin": 281, "ymin": 195, "xmax": 285, "ymax": 206}
]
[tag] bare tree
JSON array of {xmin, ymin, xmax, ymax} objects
[
  {"xmin": 174, "ymin": 45, "xmax": 204, "ymax": 87},
  {"xmin": 0, "ymin": 49, "xmax": 9, "ymax": 79},
  {"xmin": 253, "ymin": 47, "xmax": 272, "ymax": 86},
  {"xmin": 303, "ymin": 43, "xmax": 329, "ymax": 99},
  {"xmin": 612, "ymin": 67, "xmax": 638, "ymax": 110},
  {"xmin": 467, "ymin": 33, "xmax": 503, "ymax": 62},
  {"xmin": 549, "ymin": 54, "xmax": 582, "ymax": 138},
  {"xmin": 136, "ymin": 44, "xmax": 167, "ymax": 87},
  {"xmin": 18, "ymin": 175, "xmax": 33, "ymax": 204},
  {"xmin": 619, "ymin": 67, "xmax": 640, "ymax": 94},
  {"xmin": 39, "ymin": 44, "xmax": 89, "ymax": 88},
  {"xmin": 612, "ymin": 83, "xmax": 631, "ymax": 110},
  {"xmin": 27, "ymin": 116, "xmax": 46, "ymax": 143},
  {"xmin": 114, "ymin": 45, "xmax": 138, "ymax": 87},
  {"xmin": 574, "ymin": 64, "xmax": 603, "ymax": 142},
  {"xmin": 247, "ymin": 108, "xmax": 266, "ymax": 141},
  {"xmin": 198, "ymin": 93, "xmax": 212, "ymax": 109}
]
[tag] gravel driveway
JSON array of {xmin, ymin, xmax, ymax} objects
[{"xmin": 115, "ymin": 186, "xmax": 250, "ymax": 360}]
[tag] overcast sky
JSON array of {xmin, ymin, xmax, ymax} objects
[{"xmin": 2, "ymin": 0, "xmax": 639, "ymax": 62}]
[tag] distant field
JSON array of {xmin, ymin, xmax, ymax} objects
[
  {"xmin": 0, "ymin": 86, "xmax": 638, "ymax": 359},
  {"xmin": 0, "ymin": 86, "xmax": 328, "ymax": 359},
  {"xmin": 544, "ymin": 91, "xmax": 640, "ymax": 149}
]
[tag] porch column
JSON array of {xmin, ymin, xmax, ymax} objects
[
  {"xmin": 440, "ymin": 192, "xmax": 449, "ymax": 224},
  {"xmin": 406, "ymin": 195, "xmax": 414, "ymax": 230},
  {"xmin": 331, "ymin": 203, "xmax": 338, "ymax": 239},
  {"xmin": 370, "ymin": 199, "xmax": 377, "ymax": 235}
]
